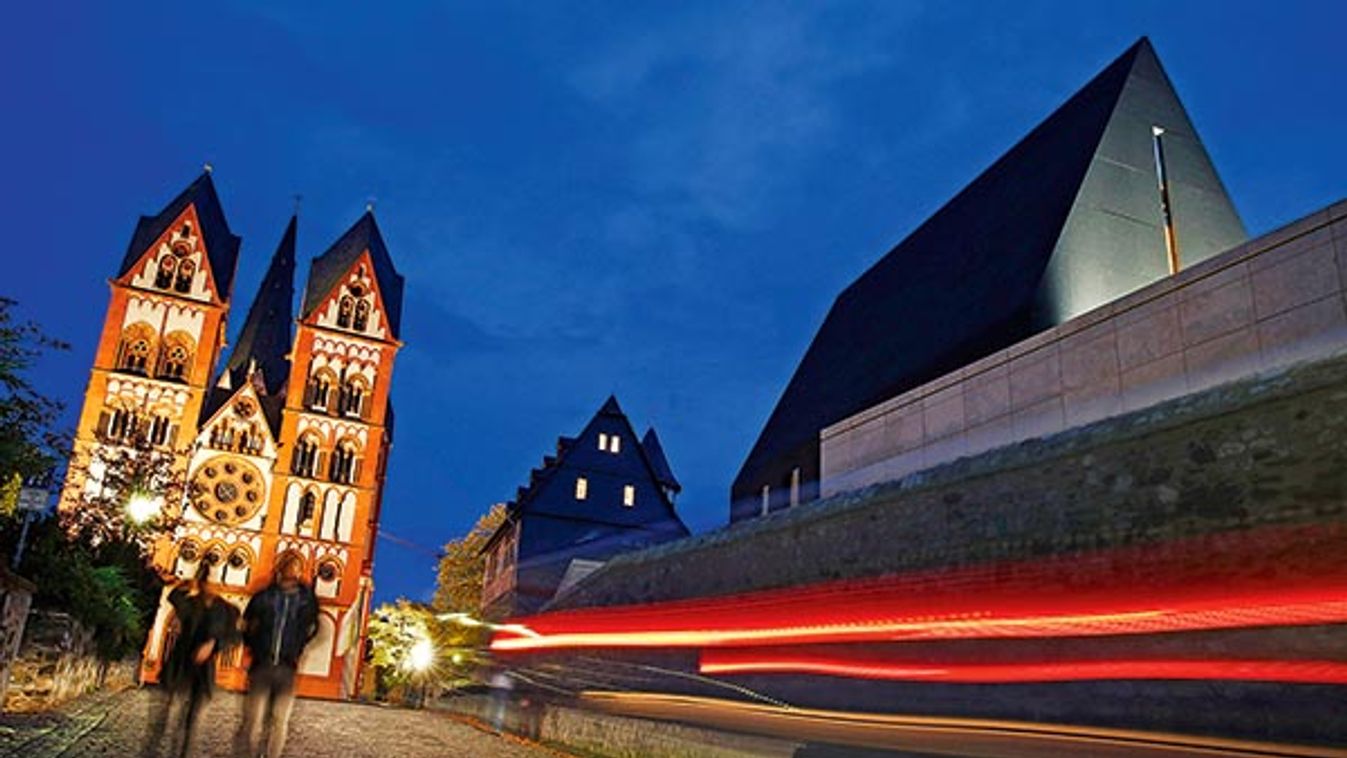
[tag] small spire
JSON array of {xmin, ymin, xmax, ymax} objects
[
  {"xmin": 293, "ymin": 193, "xmax": 303, "ymax": 215},
  {"xmin": 203, "ymin": 162, "xmax": 213, "ymax": 174},
  {"xmin": 365, "ymin": 196, "xmax": 377, "ymax": 213}
]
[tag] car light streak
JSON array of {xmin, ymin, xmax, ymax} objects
[
  {"xmin": 491, "ymin": 523, "xmax": 1347, "ymax": 652},
  {"xmin": 697, "ymin": 652, "xmax": 1347, "ymax": 685}
]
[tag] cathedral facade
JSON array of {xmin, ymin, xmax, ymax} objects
[{"xmin": 58, "ymin": 172, "xmax": 404, "ymax": 700}]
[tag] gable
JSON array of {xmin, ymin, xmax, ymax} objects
[
  {"xmin": 303, "ymin": 250, "xmax": 394, "ymax": 341},
  {"xmin": 119, "ymin": 205, "xmax": 225, "ymax": 303},
  {"xmin": 117, "ymin": 172, "xmax": 241, "ymax": 301},
  {"xmin": 197, "ymin": 382, "xmax": 281, "ymax": 458},
  {"xmin": 518, "ymin": 403, "xmax": 688, "ymax": 536}
]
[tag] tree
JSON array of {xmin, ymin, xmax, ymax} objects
[
  {"xmin": 60, "ymin": 435, "xmax": 188, "ymax": 558},
  {"xmin": 0, "ymin": 297, "xmax": 68, "ymax": 515},
  {"xmin": 433, "ymin": 503, "xmax": 507, "ymax": 614}
]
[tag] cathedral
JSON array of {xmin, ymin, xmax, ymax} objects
[{"xmin": 57, "ymin": 171, "xmax": 404, "ymax": 700}]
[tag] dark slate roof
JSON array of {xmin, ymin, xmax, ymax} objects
[
  {"xmin": 301, "ymin": 211, "xmax": 405, "ymax": 339},
  {"xmin": 223, "ymin": 216, "xmax": 296, "ymax": 396},
  {"xmin": 733, "ymin": 38, "xmax": 1151, "ymax": 501},
  {"xmin": 118, "ymin": 172, "xmax": 241, "ymax": 300},
  {"xmin": 641, "ymin": 427, "xmax": 681, "ymax": 494}
]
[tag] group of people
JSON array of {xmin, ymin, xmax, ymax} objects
[{"xmin": 145, "ymin": 554, "xmax": 320, "ymax": 758}]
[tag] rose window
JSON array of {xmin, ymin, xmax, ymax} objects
[
  {"xmin": 317, "ymin": 562, "xmax": 340, "ymax": 582},
  {"xmin": 191, "ymin": 455, "xmax": 265, "ymax": 525}
]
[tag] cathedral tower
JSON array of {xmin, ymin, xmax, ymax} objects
[
  {"xmin": 59, "ymin": 171, "xmax": 240, "ymax": 533},
  {"xmin": 64, "ymin": 173, "xmax": 404, "ymax": 701}
]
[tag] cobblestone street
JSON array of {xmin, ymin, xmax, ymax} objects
[{"xmin": 0, "ymin": 688, "xmax": 558, "ymax": 758}]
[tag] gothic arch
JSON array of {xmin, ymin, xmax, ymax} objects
[
  {"xmin": 158, "ymin": 331, "xmax": 195, "ymax": 381},
  {"xmin": 115, "ymin": 322, "xmax": 157, "ymax": 374}
]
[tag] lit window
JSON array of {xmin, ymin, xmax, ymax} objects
[
  {"xmin": 623, "ymin": 485, "xmax": 635, "ymax": 507},
  {"xmin": 760, "ymin": 485, "xmax": 770, "ymax": 516},
  {"xmin": 575, "ymin": 477, "xmax": 588, "ymax": 500},
  {"xmin": 611, "ymin": 435, "xmax": 621, "ymax": 453},
  {"xmin": 598, "ymin": 433, "xmax": 608, "ymax": 451}
]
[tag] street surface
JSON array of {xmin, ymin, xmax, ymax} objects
[{"xmin": 0, "ymin": 687, "xmax": 556, "ymax": 758}]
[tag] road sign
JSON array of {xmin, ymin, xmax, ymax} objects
[{"xmin": 17, "ymin": 486, "xmax": 48, "ymax": 512}]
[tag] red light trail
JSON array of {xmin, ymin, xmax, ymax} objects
[
  {"xmin": 490, "ymin": 523, "xmax": 1347, "ymax": 652},
  {"xmin": 697, "ymin": 651, "xmax": 1347, "ymax": 685}
]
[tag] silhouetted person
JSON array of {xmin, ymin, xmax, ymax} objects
[
  {"xmin": 236, "ymin": 554, "xmax": 318, "ymax": 758},
  {"xmin": 145, "ymin": 564, "xmax": 233, "ymax": 758}
]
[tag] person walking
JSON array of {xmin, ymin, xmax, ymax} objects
[
  {"xmin": 235, "ymin": 554, "xmax": 319, "ymax": 758},
  {"xmin": 144, "ymin": 563, "xmax": 234, "ymax": 758}
]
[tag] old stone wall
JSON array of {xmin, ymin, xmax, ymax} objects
[
  {"xmin": 0, "ymin": 568, "xmax": 35, "ymax": 709},
  {"xmin": 822, "ymin": 198, "xmax": 1347, "ymax": 497},
  {"xmin": 3, "ymin": 610, "xmax": 136, "ymax": 713}
]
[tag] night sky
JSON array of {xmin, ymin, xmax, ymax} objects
[{"xmin": 4, "ymin": 2, "xmax": 1344, "ymax": 604}]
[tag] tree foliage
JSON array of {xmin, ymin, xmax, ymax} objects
[
  {"xmin": 60, "ymin": 435, "xmax": 187, "ymax": 558},
  {"xmin": 2, "ymin": 517, "xmax": 158, "ymax": 659},
  {"xmin": 0, "ymin": 297, "xmax": 68, "ymax": 515},
  {"xmin": 433, "ymin": 503, "xmax": 507, "ymax": 614}
]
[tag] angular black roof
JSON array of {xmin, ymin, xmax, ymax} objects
[
  {"xmin": 732, "ymin": 38, "xmax": 1245, "ymax": 514},
  {"xmin": 223, "ymin": 215, "xmax": 296, "ymax": 396},
  {"xmin": 301, "ymin": 211, "xmax": 405, "ymax": 339},
  {"xmin": 118, "ymin": 172, "xmax": 241, "ymax": 300},
  {"xmin": 641, "ymin": 427, "xmax": 681, "ymax": 494}
]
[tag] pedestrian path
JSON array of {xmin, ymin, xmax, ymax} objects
[{"xmin": 0, "ymin": 687, "xmax": 554, "ymax": 757}]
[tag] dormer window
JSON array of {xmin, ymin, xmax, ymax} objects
[
  {"xmin": 623, "ymin": 485, "xmax": 635, "ymax": 507},
  {"xmin": 575, "ymin": 477, "xmax": 588, "ymax": 500}
]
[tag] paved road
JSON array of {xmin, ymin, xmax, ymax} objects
[{"xmin": 0, "ymin": 687, "xmax": 557, "ymax": 758}]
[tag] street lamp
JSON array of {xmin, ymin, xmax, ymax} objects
[
  {"xmin": 408, "ymin": 638, "xmax": 435, "ymax": 673},
  {"xmin": 126, "ymin": 492, "xmax": 160, "ymax": 524}
]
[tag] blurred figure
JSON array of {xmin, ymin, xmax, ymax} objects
[
  {"xmin": 235, "ymin": 554, "xmax": 319, "ymax": 758},
  {"xmin": 144, "ymin": 563, "xmax": 233, "ymax": 758},
  {"xmin": 488, "ymin": 669, "xmax": 513, "ymax": 731}
]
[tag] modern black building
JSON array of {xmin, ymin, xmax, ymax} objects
[
  {"xmin": 481, "ymin": 396, "xmax": 689, "ymax": 618},
  {"xmin": 732, "ymin": 38, "xmax": 1246, "ymax": 522}
]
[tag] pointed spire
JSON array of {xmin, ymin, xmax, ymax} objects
[
  {"xmin": 302, "ymin": 211, "xmax": 405, "ymax": 338},
  {"xmin": 641, "ymin": 427, "xmax": 681, "ymax": 494},
  {"xmin": 598, "ymin": 394, "xmax": 624, "ymax": 416},
  {"xmin": 224, "ymin": 215, "xmax": 296, "ymax": 395},
  {"xmin": 118, "ymin": 171, "xmax": 241, "ymax": 299}
]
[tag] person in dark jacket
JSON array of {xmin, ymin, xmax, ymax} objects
[
  {"xmin": 235, "ymin": 553, "xmax": 319, "ymax": 758},
  {"xmin": 144, "ymin": 563, "xmax": 234, "ymax": 758}
]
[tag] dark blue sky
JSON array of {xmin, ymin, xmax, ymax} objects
[{"xmin": 4, "ymin": 2, "xmax": 1343, "ymax": 604}]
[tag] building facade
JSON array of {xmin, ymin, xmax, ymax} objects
[
  {"xmin": 481, "ymin": 397, "xmax": 688, "ymax": 619},
  {"xmin": 58, "ymin": 173, "xmax": 404, "ymax": 699},
  {"xmin": 731, "ymin": 38, "xmax": 1247, "ymax": 522}
]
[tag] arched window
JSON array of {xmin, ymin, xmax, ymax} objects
[
  {"xmin": 154, "ymin": 255, "xmax": 176, "ymax": 289},
  {"xmin": 158, "ymin": 333, "xmax": 193, "ymax": 381},
  {"xmin": 148, "ymin": 412, "xmax": 173, "ymax": 447},
  {"xmin": 340, "ymin": 377, "xmax": 367, "ymax": 418},
  {"xmin": 174, "ymin": 258, "xmax": 195, "ymax": 294},
  {"xmin": 298, "ymin": 490, "xmax": 317, "ymax": 529},
  {"xmin": 337, "ymin": 296, "xmax": 354, "ymax": 328},
  {"xmin": 306, "ymin": 370, "xmax": 335, "ymax": 411},
  {"xmin": 116, "ymin": 324, "xmax": 156, "ymax": 375},
  {"xmin": 100, "ymin": 403, "xmax": 138, "ymax": 443},
  {"xmin": 353, "ymin": 300, "xmax": 370, "ymax": 331},
  {"xmin": 291, "ymin": 434, "xmax": 321, "ymax": 478},
  {"xmin": 329, "ymin": 439, "xmax": 359, "ymax": 484}
]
